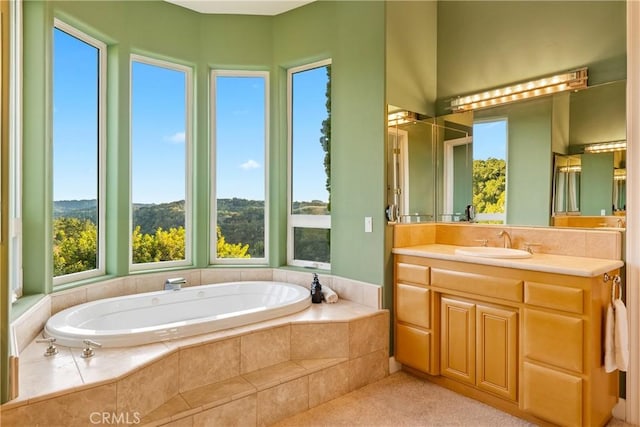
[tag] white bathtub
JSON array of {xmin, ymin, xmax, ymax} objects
[{"xmin": 44, "ymin": 281, "xmax": 311, "ymax": 348}]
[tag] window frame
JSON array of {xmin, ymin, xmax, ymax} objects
[
  {"xmin": 129, "ymin": 54, "xmax": 194, "ymax": 271},
  {"xmin": 210, "ymin": 69, "xmax": 270, "ymax": 265},
  {"xmin": 52, "ymin": 19, "xmax": 107, "ymax": 286},
  {"xmin": 9, "ymin": 0, "xmax": 23, "ymax": 300},
  {"xmin": 286, "ymin": 59, "xmax": 332, "ymax": 269}
]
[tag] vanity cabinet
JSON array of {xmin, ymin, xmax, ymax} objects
[
  {"xmin": 394, "ymin": 262, "xmax": 438, "ymax": 374},
  {"xmin": 440, "ymin": 296, "xmax": 518, "ymax": 401},
  {"xmin": 393, "ymin": 253, "xmax": 619, "ymax": 427},
  {"xmin": 521, "ymin": 281, "xmax": 591, "ymax": 427}
]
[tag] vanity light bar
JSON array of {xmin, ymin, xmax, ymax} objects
[
  {"xmin": 583, "ymin": 140, "xmax": 627, "ymax": 153},
  {"xmin": 450, "ymin": 68, "xmax": 588, "ymax": 112},
  {"xmin": 388, "ymin": 110, "xmax": 417, "ymax": 126},
  {"xmin": 559, "ymin": 165, "xmax": 582, "ymax": 173}
]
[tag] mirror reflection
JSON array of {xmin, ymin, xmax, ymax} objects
[{"xmin": 387, "ymin": 79, "xmax": 626, "ymax": 228}]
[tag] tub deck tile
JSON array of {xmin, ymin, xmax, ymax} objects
[
  {"xmin": 18, "ymin": 340, "xmax": 84, "ymax": 402},
  {"xmin": 292, "ymin": 357, "xmax": 348, "ymax": 373},
  {"xmin": 181, "ymin": 376, "xmax": 255, "ymax": 410},
  {"xmin": 5, "ymin": 300, "xmax": 388, "ymax": 427},
  {"xmin": 140, "ymin": 394, "xmax": 190, "ymax": 425},
  {"xmin": 242, "ymin": 361, "xmax": 307, "ymax": 391}
]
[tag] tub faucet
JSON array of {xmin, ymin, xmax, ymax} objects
[
  {"xmin": 497, "ymin": 230, "xmax": 512, "ymax": 248},
  {"xmin": 165, "ymin": 277, "xmax": 186, "ymax": 291}
]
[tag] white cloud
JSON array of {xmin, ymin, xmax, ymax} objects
[
  {"xmin": 164, "ymin": 131, "xmax": 185, "ymax": 144},
  {"xmin": 240, "ymin": 159, "xmax": 260, "ymax": 170}
]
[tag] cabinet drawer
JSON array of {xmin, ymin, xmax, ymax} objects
[
  {"xmin": 397, "ymin": 263, "xmax": 430, "ymax": 285},
  {"xmin": 525, "ymin": 282, "xmax": 583, "ymax": 314},
  {"xmin": 396, "ymin": 323, "xmax": 431, "ymax": 373},
  {"xmin": 396, "ymin": 284, "xmax": 430, "ymax": 328},
  {"xmin": 524, "ymin": 309, "xmax": 583, "ymax": 372},
  {"xmin": 431, "ymin": 269, "xmax": 523, "ymax": 302},
  {"xmin": 523, "ymin": 361, "xmax": 582, "ymax": 427}
]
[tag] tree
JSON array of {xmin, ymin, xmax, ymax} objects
[
  {"xmin": 473, "ymin": 158, "xmax": 506, "ymax": 214},
  {"xmin": 132, "ymin": 225, "xmax": 185, "ymax": 263},
  {"xmin": 53, "ymin": 217, "xmax": 97, "ymax": 276},
  {"xmin": 216, "ymin": 226, "xmax": 250, "ymax": 258},
  {"xmin": 319, "ymin": 65, "xmax": 332, "ymax": 211}
]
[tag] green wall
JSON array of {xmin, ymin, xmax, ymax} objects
[
  {"xmin": 386, "ymin": 0, "xmax": 437, "ymax": 116},
  {"xmin": 569, "ymin": 80, "xmax": 627, "ymax": 146},
  {"xmin": 581, "ymin": 152, "xmax": 615, "ymax": 216},
  {"xmin": 407, "ymin": 122, "xmax": 435, "ymax": 217}
]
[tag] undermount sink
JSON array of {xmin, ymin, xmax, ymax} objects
[{"xmin": 454, "ymin": 246, "xmax": 532, "ymax": 259}]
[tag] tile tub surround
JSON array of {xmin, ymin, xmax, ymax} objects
[
  {"xmin": 0, "ymin": 301, "xmax": 389, "ymax": 427},
  {"xmin": 394, "ymin": 222, "xmax": 623, "ymax": 260}
]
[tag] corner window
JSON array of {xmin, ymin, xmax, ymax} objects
[
  {"xmin": 130, "ymin": 56, "xmax": 192, "ymax": 269},
  {"xmin": 287, "ymin": 60, "xmax": 331, "ymax": 268},
  {"xmin": 52, "ymin": 20, "xmax": 106, "ymax": 284},
  {"xmin": 211, "ymin": 71, "xmax": 268, "ymax": 264}
]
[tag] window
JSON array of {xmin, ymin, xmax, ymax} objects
[
  {"xmin": 287, "ymin": 60, "xmax": 331, "ymax": 268},
  {"xmin": 472, "ymin": 119, "xmax": 507, "ymax": 223},
  {"xmin": 52, "ymin": 20, "xmax": 106, "ymax": 284},
  {"xmin": 211, "ymin": 71, "xmax": 268, "ymax": 263},
  {"xmin": 130, "ymin": 56, "xmax": 192, "ymax": 269}
]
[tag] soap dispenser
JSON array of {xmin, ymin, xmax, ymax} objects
[
  {"xmin": 465, "ymin": 204, "xmax": 475, "ymax": 222},
  {"xmin": 310, "ymin": 273, "xmax": 324, "ymax": 304}
]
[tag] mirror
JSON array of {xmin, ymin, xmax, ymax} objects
[
  {"xmin": 387, "ymin": 107, "xmax": 468, "ymax": 223},
  {"xmin": 388, "ymin": 79, "xmax": 626, "ymax": 227}
]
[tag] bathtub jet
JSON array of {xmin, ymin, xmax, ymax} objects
[{"xmin": 44, "ymin": 281, "xmax": 311, "ymax": 348}]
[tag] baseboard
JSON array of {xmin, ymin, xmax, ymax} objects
[{"xmin": 389, "ymin": 356, "xmax": 402, "ymax": 374}]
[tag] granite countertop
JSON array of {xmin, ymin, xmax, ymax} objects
[{"xmin": 392, "ymin": 244, "xmax": 624, "ymax": 277}]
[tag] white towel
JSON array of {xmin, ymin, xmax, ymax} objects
[
  {"xmin": 604, "ymin": 303, "xmax": 616, "ymax": 373},
  {"xmin": 613, "ymin": 298, "xmax": 629, "ymax": 372},
  {"xmin": 323, "ymin": 285, "xmax": 339, "ymax": 303}
]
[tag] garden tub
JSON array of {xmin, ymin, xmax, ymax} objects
[{"xmin": 44, "ymin": 281, "xmax": 311, "ymax": 347}]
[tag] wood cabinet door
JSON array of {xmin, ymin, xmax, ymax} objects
[
  {"xmin": 396, "ymin": 283, "xmax": 430, "ymax": 328},
  {"xmin": 440, "ymin": 297, "xmax": 475, "ymax": 385},
  {"xmin": 523, "ymin": 361, "xmax": 583, "ymax": 427},
  {"xmin": 396, "ymin": 323, "xmax": 431, "ymax": 373},
  {"xmin": 476, "ymin": 304, "xmax": 518, "ymax": 401}
]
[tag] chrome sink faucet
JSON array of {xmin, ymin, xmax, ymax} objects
[{"xmin": 497, "ymin": 230, "xmax": 512, "ymax": 248}]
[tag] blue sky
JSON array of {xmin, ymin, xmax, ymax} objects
[
  {"xmin": 54, "ymin": 28, "xmax": 330, "ymax": 205},
  {"xmin": 473, "ymin": 119, "xmax": 507, "ymax": 160},
  {"xmin": 53, "ymin": 28, "xmax": 98, "ymax": 202}
]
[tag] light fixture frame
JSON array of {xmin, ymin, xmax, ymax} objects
[
  {"xmin": 583, "ymin": 140, "xmax": 627, "ymax": 153},
  {"xmin": 449, "ymin": 67, "xmax": 588, "ymax": 113},
  {"xmin": 388, "ymin": 110, "xmax": 418, "ymax": 126}
]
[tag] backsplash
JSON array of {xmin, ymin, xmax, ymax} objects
[{"xmin": 394, "ymin": 223, "xmax": 623, "ymax": 260}]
